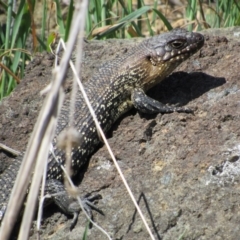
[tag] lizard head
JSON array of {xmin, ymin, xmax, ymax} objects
[
  {"xmin": 142, "ymin": 28, "xmax": 204, "ymax": 90},
  {"xmin": 146, "ymin": 28, "xmax": 204, "ymax": 64}
]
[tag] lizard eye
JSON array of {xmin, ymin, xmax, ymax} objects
[{"xmin": 170, "ymin": 40, "xmax": 185, "ymax": 49}]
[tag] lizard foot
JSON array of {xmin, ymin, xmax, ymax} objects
[
  {"xmin": 45, "ymin": 179, "xmax": 103, "ymax": 230},
  {"xmin": 70, "ymin": 193, "xmax": 103, "ymax": 230}
]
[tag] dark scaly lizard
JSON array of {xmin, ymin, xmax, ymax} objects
[{"xmin": 0, "ymin": 28, "xmax": 204, "ymax": 227}]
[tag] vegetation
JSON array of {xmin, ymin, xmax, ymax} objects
[{"xmin": 0, "ymin": 0, "xmax": 239, "ymax": 99}]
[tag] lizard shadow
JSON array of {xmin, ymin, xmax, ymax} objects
[{"xmin": 148, "ymin": 71, "xmax": 226, "ymax": 107}]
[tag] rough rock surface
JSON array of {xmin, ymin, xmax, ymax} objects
[{"xmin": 1, "ymin": 27, "xmax": 240, "ymax": 239}]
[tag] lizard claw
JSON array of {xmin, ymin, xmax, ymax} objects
[
  {"xmin": 45, "ymin": 179, "xmax": 103, "ymax": 230},
  {"xmin": 82, "ymin": 193, "xmax": 103, "ymax": 218},
  {"xmin": 173, "ymin": 104, "xmax": 197, "ymax": 114},
  {"xmin": 70, "ymin": 193, "xmax": 103, "ymax": 230}
]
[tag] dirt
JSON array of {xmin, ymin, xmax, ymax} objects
[{"xmin": 1, "ymin": 27, "xmax": 240, "ymax": 239}]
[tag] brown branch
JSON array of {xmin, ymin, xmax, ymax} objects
[{"xmin": 0, "ymin": 62, "xmax": 20, "ymax": 84}]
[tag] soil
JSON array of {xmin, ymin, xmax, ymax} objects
[{"xmin": 1, "ymin": 27, "xmax": 240, "ymax": 239}]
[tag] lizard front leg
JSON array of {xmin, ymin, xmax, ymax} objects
[{"xmin": 132, "ymin": 88, "xmax": 193, "ymax": 114}]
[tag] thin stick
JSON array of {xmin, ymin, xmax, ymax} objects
[{"xmin": 0, "ymin": 143, "xmax": 20, "ymax": 156}]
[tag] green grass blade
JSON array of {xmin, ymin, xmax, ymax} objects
[
  {"xmin": 37, "ymin": 35, "xmax": 48, "ymax": 51},
  {"xmin": 127, "ymin": 0, "xmax": 132, "ymax": 13},
  {"xmin": 0, "ymin": 27, "xmax": 5, "ymax": 48},
  {"xmin": 1, "ymin": 0, "xmax": 13, "ymax": 99},
  {"xmin": 82, "ymin": 221, "xmax": 90, "ymax": 240},
  {"xmin": 140, "ymin": 0, "xmax": 154, "ymax": 36},
  {"xmin": 118, "ymin": 6, "xmax": 151, "ymax": 24},
  {"xmin": 54, "ymin": 0, "xmax": 65, "ymax": 38},
  {"xmin": 5, "ymin": 0, "xmax": 13, "ymax": 50},
  {"xmin": 152, "ymin": 8, "xmax": 172, "ymax": 31},
  {"xmin": 0, "ymin": 0, "xmax": 16, "ymax": 17},
  {"xmin": 118, "ymin": 0, "xmax": 143, "ymax": 37},
  {"xmin": 40, "ymin": 0, "xmax": 47, "ymax": 51},
  {"xmin": 95, "ymin": 6, "xmax": 152, "ymax": 38},
  {"xmin": 0, "ymin": 71, "xmax": 6, "ymax": 99},
  {"xmin": 10, "ymin": 0, "xmax": 26, "ymax": 49},
  {"xmin": 137, "ymin": 0, "xmax": 142, "ymax": 30},
  {"xmin": 64, "ymin": 0, "xmax": 74, "ymax": 41},
  {"xmin": 101, "ymin": 0, "xmax": 106, "ymax": 27},
  {"xmin": 151, "ymin": 0, "xmax": 158, "ymax": 27}
]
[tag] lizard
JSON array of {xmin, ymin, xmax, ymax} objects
[{"xmin": 0, "ymin": 28, "xmax": 204, "ymax": 229}]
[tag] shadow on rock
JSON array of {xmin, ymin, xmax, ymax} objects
[
  {"xmin": 127, "ymin": 192, "xmax": 163, "ymax": 240},
  {"xmin": 148, "ymin": 71, "xmax": 226, "ymax": 106}
]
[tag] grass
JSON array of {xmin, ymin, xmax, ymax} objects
[
  {"xmin": 0, "ymin": 0, "xmax": 33, "ymax": 99},
  {"xmin": 0, "ymin": 0, "xmax": 239, "ymax": 99},
  {"xmin": 186, "ymin": 0, "xmax": 240, "ymax": 31}
]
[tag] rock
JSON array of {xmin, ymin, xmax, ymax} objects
[{"xmin": 1, "ymin": 27, "xmax": 240, "ymax": 239}]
